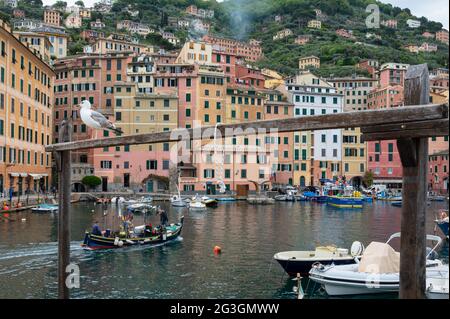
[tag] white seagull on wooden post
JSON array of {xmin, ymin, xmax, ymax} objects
[{"xmin": 79, "ymin": 100, "xmax": 123, "ymax": 135}]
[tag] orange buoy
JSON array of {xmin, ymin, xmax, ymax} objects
[{"xmin": 213, "ymin": 245, "xmax": 222, "ymax": 254}]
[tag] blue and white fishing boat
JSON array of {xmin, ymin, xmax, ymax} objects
[{"xmin": 326, "ymin": 187, "xmax": 363, "ymax": 209}]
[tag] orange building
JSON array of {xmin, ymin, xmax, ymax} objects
[
  {"xmin": 44, "ymin": 10, "xmax": 61, "ymax": 27},
  {"xmin": 0, "ymin": 20, "xmax": 54, "ymax": 195}
]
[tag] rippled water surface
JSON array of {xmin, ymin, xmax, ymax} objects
[{"xmin": 0, "ymin": 200, "xmax": 448, "ymax": 299}]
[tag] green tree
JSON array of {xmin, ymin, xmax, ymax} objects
[
  {"xmin": 82, "ymin": 176, "xmax": 102, "ymax": 190},
  {"xmin": 75, "ymin": 0, "xmax": 84, "ymax": 7},
  {"xmin": 52, "ymin": 1, "xmax": 67, "ymax": 11},
  {"xmin": 363, "ymin": 171, "xmax": 374, "ymax": 188}
]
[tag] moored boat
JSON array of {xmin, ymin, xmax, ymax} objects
[
  {"xmin": 327, "ymin": 196, "xmax": 363, "ymax": 208},
  {"xmin": 82, "ymin": 216, "xmax": 184, "ymax": 250},
  {"xmin": 31, "ymin": 203, "xmax": 58, "ymax": 213},
  {"xmin": 170, "ymin": 195, "xmax": 187, "ymax": 207},
  {"xmin": 309, "ymin": 233, "xmax": 444, "ymax": 296},
  {"xmin": 391, "ymin": 201, "xmax": 402, "ymax": 207},
  {"xmin": 274, "ymin": 241, "xmax": 364, "ymax": 277},
  {"xmin": 189, "ymin": 195, "xmax": 207, "ymax": 211},
  {"xmin": 201, "ymin": 196, "xmax": 218, "ymax": 207}
]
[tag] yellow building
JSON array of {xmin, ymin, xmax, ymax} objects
[
  {"xmin": 176, "ymin": 41, "xmax": 213, "ymax": 65},
  {"xmin": 299, "ymin": 55, "xmax": 320, "ymax": 70},
  {"xmin": 33, "ymin": 29, "xmax": 68, "ymax": 59},
  {"xmin": 13, "ymin": 31, "xmax": 53, "ymax": 63},
  {"xmin": 88, "ymin": 36, "xmax": 154, "ymax": 55},
  {"xmin": 0, "ymin": 20, "xmax": 54, "ymax": 195}
]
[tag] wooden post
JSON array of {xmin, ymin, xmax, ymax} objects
[
  {"xmin": 397, "ymin": 64, "xmax": 429, "ymax": 299},
  {"xmin": 57, "ymin": 120, "xmax": 72, "ymax": 299}
]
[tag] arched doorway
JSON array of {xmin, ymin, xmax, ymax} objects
[
  {"xmin": 300, "ymin": 176, "xmax": 306, "ymax": 187},
  {"xmin": 350, "ymin": 176, "xmax": 363, "ymax": 189}
]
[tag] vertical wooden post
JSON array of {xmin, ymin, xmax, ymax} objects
[
  {"xmin": 397, "ymin": 64, "xmax": 429, "ymax": 299},
  {"xmin": 57, "ymin": 120, "xmax": 72, "ymax": 299}
]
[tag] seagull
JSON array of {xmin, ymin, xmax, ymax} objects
[{"xmin": 79, "ymin": 100, "xmax": 123, "ymax": 135}]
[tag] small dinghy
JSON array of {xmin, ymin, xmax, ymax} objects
[
  {"xmin": 32, "ymin": 203, "xmax": 58, "ymax": 213},
  {"xmin": 201, "ymin": 196, "xmax": 218, "ymax": 208},
  {"xmin": 274, "ymin": 241, "xmax": 365, "ymax": 277},
  {"xmin": 309, "ymin": 233, "xmax": 444, "ymax": 296},
  {"xmin": 82, "ymin": 216, "xmax": 184, "ymax": 250},
  {"xmin": 189, "ymin": 195, "xmax": 207, "ymax": 211},
  {"xmin": 170, "ymin": 195, "xmax": 187, "ymax": 207}
]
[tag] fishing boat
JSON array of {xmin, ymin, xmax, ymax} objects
[
  {"xmin": 327, "ymin": 189, "xmax": 363, "ymax": 209},
  {"xmin": 82, "ymin": 217, "xmax": 184, "ymax": 250},
  {"xmin": 327, "ymin": 196, "xmax": 363, "ymax": 208},
  {"xmin": 309, "ymin": 233, "xmax": 444, "ymax": 296},
  {"xmin": 435, "ymin": 210, "xmax": 449, "ymax": 239},
  {"xmin": 31, "ymin": 203, "xmax": 58, "ymax": 213},
  {"xmin": 274, "ymin": 241, "xmax": 365, "ymax": 277},
  {"xmin": 391, "ymin": 201, "xmax": 402, "ymax": 207},
  {"xmin": 201, "ymin": 196, "xmax": 218, "ymax": 208},
  {"xmin": 362, "ymin": 196, "xmax": 373, "ymax": 203}
]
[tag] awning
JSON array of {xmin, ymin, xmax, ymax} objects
[
  {"xmin": 29, "ymin": 174, "xmax": 42, "ymax": 180},
  {"xmin": 9, "ymin": 173, "xmax": 20, "ymax": 177},
  {"xmin": 373, "ymin": 179, "xmax": 403, "ymax": 184},
  {"xmin": 20, "ymin": 173, "xmax": 28, "ymax": 177}
]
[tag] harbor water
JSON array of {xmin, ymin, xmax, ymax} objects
[{"xmin": 0, "ymin": 200, "xmax": 448, "ymax": 299}]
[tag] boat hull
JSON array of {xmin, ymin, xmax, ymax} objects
[
  {"xmin": 275, "ymin": 257, "xmax": 355, "ymax": 277},
  {"xmin": 327, "ymin": 196, "xmax": 363, "ymax": 209},
  {"xmin": 82, "ymin": 220, "xmax": 183, "ymax": 250}
]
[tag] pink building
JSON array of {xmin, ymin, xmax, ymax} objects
[
  {"xmin": 428, "ymin": 150, "xmax": 449, "ymax": 194},
  {"xmin": 212, "ymin": 49, "xmax": 237, "ymax": 84},
  {"xmin": 368, "ymin": 141, "xmax": 403, "ymax": 188},
  {"xmin": 235, "ymin": 64, "xmax": 265, "ymax": 88}
]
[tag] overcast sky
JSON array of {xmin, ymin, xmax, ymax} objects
[{"xmin": 42, "ymin": 0, "xmax": 449, "ymax": 29}]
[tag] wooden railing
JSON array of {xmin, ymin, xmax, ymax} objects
[{"xmin": 48, "ymin": 64, "xmax": 448, "ymax": 299}]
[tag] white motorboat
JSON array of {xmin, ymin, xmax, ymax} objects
[
  {"xmin": 274, "ymin": 241, "xmax": 365, "ymax": 276},
  {"xmin": 31, "ymin": 203, "xmax": 59, "ymax": 213},
  {"xmin": 309, "ymin": 233, "xmax": 445, "ymax": 296},
  {"xmin": 122, "ymin": 196, "xmax": 153, "ymax": 206},
  {"xmin": 127, "ymin": 203, "xmax": 155, "ymax": 213},
  {"xmin": 189, "ymin": 195, "xmax": 207, "ymax": 211},
  {"xmin": 426, "ymin": 263, "xmax": 449, "ymax": 299},
  {"xmin": 171, "ymin": 195, "xmax": 187, "ymax": 207}
]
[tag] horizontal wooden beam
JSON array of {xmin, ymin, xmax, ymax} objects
[
  {"xmin": 361, "ymin": 119, "xmax": 449, "ymax": 134},
  {"xmin": 46, "ymin": 103, "xmax": 448, "ymax": 152},
  {"xmin": 361, "ymin": 118, "xmax": 449, "ymax": 142}
]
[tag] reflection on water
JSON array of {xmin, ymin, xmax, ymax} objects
[{"xmin": 0, "ymin": 200, "xmax": 448, "ymax": 299}]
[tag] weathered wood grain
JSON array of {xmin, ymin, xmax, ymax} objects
[
  {"xmin": 46, "ymin": 103, "xmax": 448, "ymax": 152},
  {"xmin": 399, "ymin": 64, "xmax": 429, "ymax": 299},
  {"xmin": 58, "ymin": 120, "xmax": 72, "ymax": 299}
]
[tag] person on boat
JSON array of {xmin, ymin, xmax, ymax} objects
[
  {"xmin": 92, "ymin": 221, "xmax": 102, "ymax": 236},
  {"xmin": 157, "ymin": 207, "xmax": 169, "ymax": 226}
]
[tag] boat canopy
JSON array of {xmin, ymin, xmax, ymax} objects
[{"xmin": 358, "ymin": 242, "xmax": 400, "ymax": 274}]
